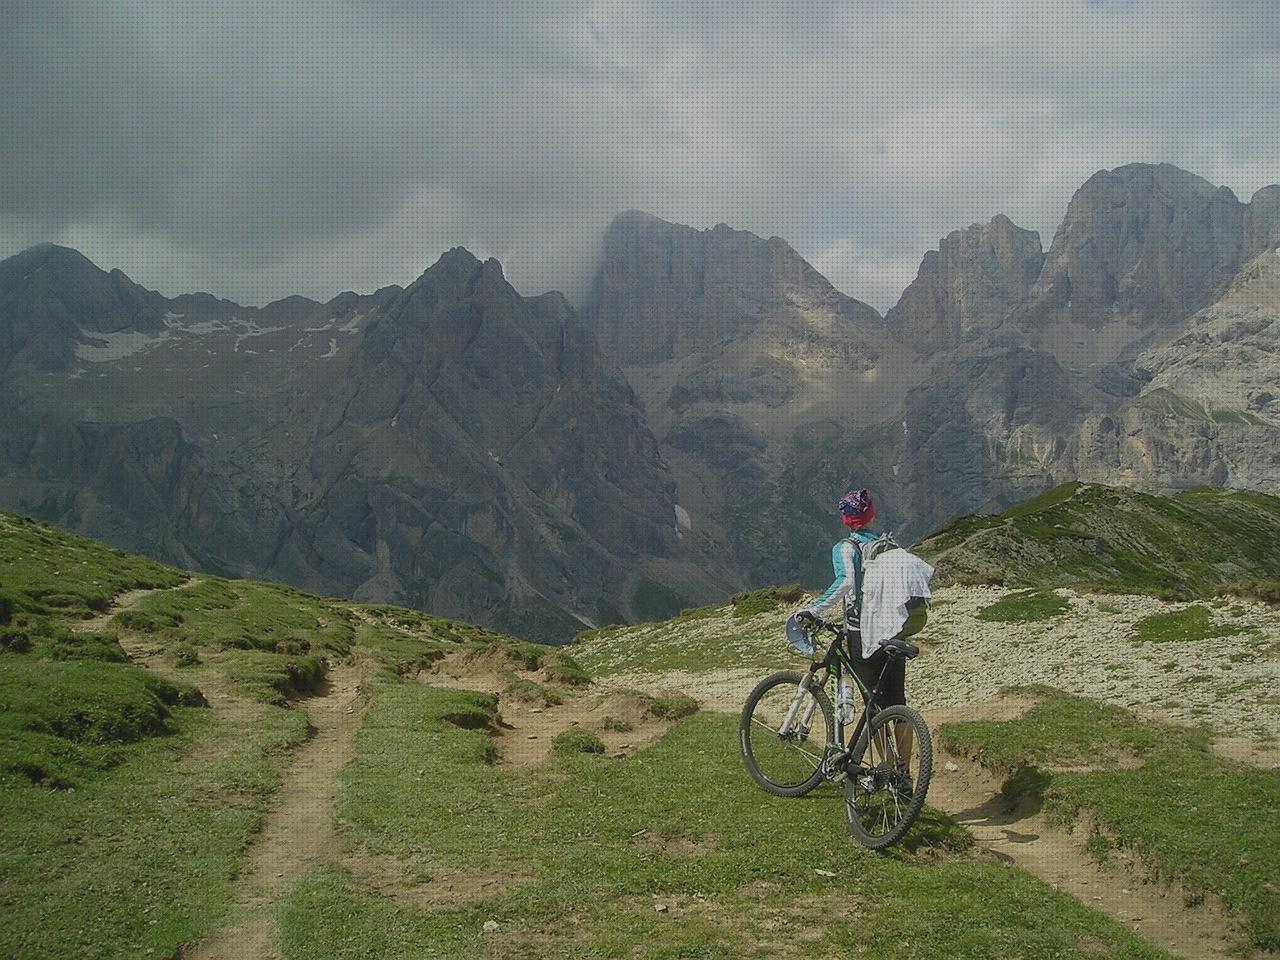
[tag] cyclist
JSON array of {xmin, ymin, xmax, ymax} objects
[{"xmin": 794, "ymin": 489, "xmax": 913, "ymax": 780}]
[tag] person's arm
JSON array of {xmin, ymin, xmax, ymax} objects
[{"xmin": 803, "ymin": 539, "xmax": 860, "ymax": 617}]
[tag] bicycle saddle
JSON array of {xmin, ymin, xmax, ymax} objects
[{"xmin": 882, "ymin": 639, "xmax": 919, "ymax": 659}]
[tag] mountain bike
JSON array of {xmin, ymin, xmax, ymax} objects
[{"xmin": 738, "ymin": 614, "xmax": 933, "ymax": 850}]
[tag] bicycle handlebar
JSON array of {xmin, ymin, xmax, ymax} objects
[{"xmin": 799, "ymin": 613, "xmax": 841, "ymax": 633}]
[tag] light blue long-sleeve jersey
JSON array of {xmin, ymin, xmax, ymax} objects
[{"xmin": 804, "ymin": 529, "xmax": 878, "ymax": 618}]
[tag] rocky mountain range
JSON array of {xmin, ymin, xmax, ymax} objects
[{"xmin": 2, "ymin": 162, "xmax": 1277, "ymax": 638}]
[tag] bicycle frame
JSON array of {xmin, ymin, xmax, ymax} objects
[{"xmin": 779, "ymin": 622, "xmax": 897, "ymax": 769}]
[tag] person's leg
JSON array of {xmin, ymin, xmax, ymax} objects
[
  {"xmin": 886, "ymin": 657, "xmax": 913, "ymax": 774},
  {"xmin": 859, "ymin": 649, "xmax": 896, "ymax": 770}
]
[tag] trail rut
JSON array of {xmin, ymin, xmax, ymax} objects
[
  {"xmin": 185, "ymin": 661, "xmax": 370, "ymax": 960},
  {"xmin": 923, "ymin": 699, "xmax": 1243, "ymax": 960},
  {"xmin": 76, "ymin": 579, "xmax": 373, "ymax": 960},
  {"xmin": 72, "ymin": 581, "xmax": 195, "ymax": 634}
]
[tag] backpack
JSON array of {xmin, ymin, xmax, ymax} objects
[
  {"xmin": 845, "ymin": 533, "xmax": 933, "ymax": 652},
  {"xmin": 841, "ymin": 532, "xmax": 902, "ymax": 625},
  {"xmin": 856, "ymin": 531, "xmax": 901, "ymax": 566}
]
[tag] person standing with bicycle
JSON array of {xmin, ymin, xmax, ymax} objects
[
  {"xmin": 794, "ymin": 489, "xmax": 909, "ymax": 721},
  {"xmin": 740, "ymin": 486, "xmax": 935, "ymax": 848},
  {"xmin": 794, "ymin": 489, "xmax": 916, "ymax": 789}
]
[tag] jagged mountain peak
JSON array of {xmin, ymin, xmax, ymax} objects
[
  {"xmin": 591, "ymin": 209, "xmax": 880, "ymax": 366},
  {"xmin": 1247, "ymin": 184, "xmax": 1280, "ymax": 258},
  {"xmin": 0, "ymin": 242, "xmax": 110, "ymax": 290},
  {"xmin": 886, "ymin": 213, "xmax": 1043, "ymax": 351},
  {"xmin": 1028, "ymin": 161, "xmax": 1247, "ymax": 328},
  {"xmin": 0, "ymin": 242, "xmax": 164, "ymax": 371}
]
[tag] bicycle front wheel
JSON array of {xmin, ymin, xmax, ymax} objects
[
  {"xmin": 844, "ymin": 704, "xmax": 933, "ymax": 850},
  {"xmin": 740, "ymin": 671, "xmax": 835, "ymax": 797}
]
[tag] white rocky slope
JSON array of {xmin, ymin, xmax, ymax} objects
[{"xmin": 577, "ymin": 585, "xmax": 1280, "ymax": 750}]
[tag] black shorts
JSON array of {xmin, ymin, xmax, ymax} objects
[{"xmin": 845, "ymin": 632, "xmax": 906, "ymax": 708}]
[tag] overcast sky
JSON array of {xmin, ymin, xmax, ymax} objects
[{"xmin": 3, "ymin": 0, "xmax": 1278, "ymax": 311}]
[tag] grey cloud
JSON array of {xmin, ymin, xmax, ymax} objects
[{"xmin": 2, "ymin": 0, "xmax": 1278, "ymax": 310}]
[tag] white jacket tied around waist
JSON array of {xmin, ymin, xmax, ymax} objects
[{"xmin": 859, "ymin": 550, "xmax": 935, "ymax": 658}]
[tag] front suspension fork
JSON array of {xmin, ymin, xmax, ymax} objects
[{"xmin": 778, "ymin": 669, "xmax": 823, "ymax": 737}]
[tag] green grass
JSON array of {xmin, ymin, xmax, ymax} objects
[
  {"xmin": 573, "ymin": 603, "xmax": 802, "ymax": 676},
  {"xmin": 503, "ymin": 675, "xmax": 564, "ymax": 707},
  {"xmin": 939, "ymin": 691, "xmax": 1280, "ymax": 951},
  {"xmin": 1131, "ymin": 605, "xmax": 1251, "ymax": 644},
  {"xmin": 0, "ymin": 510, "xmax": 575, "ymax": 959},
  {"xmin": 0, "ymin": 698, "xmax": 310, "ymax": 960},
  {"xmin": 134, "ymin": 578, "xmax": 356, "ymax": 656},
  {"xmin": 276, "ymin": 675, "xmax": 1172, "ymax": 960},
  {"xmin": 977, "ymin": 590, "xmax": 1070, "ymax": 623},
  {"xmin": 918, "ymin": 483, "xmax": 1280, "ymax": 601},
  {"xmin": 221, "ymin": 650, "xmax": 329, "ymax": 704},
  {"xmin": 0, "ymin": 566, "xmax": 313, "ymax": 960},
  {"xmin": 730, "ymin": 584, "xmax": 805, "ymax": 620},
  {"xmin": 0, "ymin": 511, "xmax": 185, "ymax": 618},
  {"xmin": 551, "ymin": 729, "xmax": 606, "ymax": 756},
  {"xmin": 938, "ymin": 692, "xmax": 1196, "ymax": 772},
  {"xmin": 640, "ymin": 691, "xmax": 701, "ymax": 720}
]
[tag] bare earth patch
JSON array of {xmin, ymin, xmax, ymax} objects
[
  {"xmin": 345, "ymin": 849, "xmax": 525, "ymax": 909},
  {"xmin": 70, "ymin": 581, "xmax": 196, "ymax": 634},
  {"xmin": 926, "ymin": 741, "xmax": 1245, "ymax": 960},
  {"xmin": 184, "ymin": 660, "xmax": 373, "ymax": 960},
  {"xmin": 632, "ymin": 829, "xmax": 718, "ymax": 857},
  {"xmin": 422, "ymin": 652, "xmax": 682, "ymax": 767},
  {"xmin": 591, "ymin": 665, "xmax": 1252, "ymax": 959}
]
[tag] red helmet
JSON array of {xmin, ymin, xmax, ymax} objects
[{"xmin": 838, "ymin": 488, "xmax": 876, "ymax": 530}]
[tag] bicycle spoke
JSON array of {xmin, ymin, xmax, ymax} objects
[
  {"xmin": 741, "ymin": 673, "xmax": 834, "ymax": 795},
  {"xmin": 846, "ymin": 709, "xmax": 932, "ymax": 849}
]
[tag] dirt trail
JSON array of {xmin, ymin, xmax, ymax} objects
[
  {"xmin": 925, "ymin": 703, "xmax": 1241, "ymax": 960},
  {"xmin": 185, "ymin": 661, "xmax": 370, "ymax": 960},
  {"xmin": 76, "ymin": 580, "xmax": 373, "ymax": 960},
  {"xmin": 424, "ymin": 651, "xmax": 674, "ymax": 766},
  {"xmin": 72, "ymin": 581, "xmax": 197, "ymax": 633}
]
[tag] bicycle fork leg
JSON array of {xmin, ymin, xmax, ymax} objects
[{"xmin": 777, "ymin": 683, "xmax": 819, "ymax": 736}]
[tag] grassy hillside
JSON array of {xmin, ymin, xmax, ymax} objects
[
  {"xmin": 940, "ymin": 692, "xmax": 1280, "ymax": 950},
  {"xmin": 916, "ymin": 482, "xmax": 1280, "ymax": 600},
  {"xmin": 0, "ymin": 510, "xmax": 505, "ymax": 959},
  {"xmin": 3, "ymin": 506, "xmax": 1277, "ymax": 958}
]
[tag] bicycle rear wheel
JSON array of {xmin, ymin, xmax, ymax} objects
[
  {"xmin": 843, "ymin": 704, "xmax": 932, "ymax": 849},
  {"xmin": 740, "ymin": 671, "xmax": 834, "ymax": 797}
]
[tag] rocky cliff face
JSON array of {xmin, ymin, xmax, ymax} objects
[
  {"xmin": 588, "ymin": 164, "xmax": 1280, "ymax": 555},
  {"xmin": 589, "ymin": 211, "xmax": 881, "ymax": 366},
  {"xmin": 877, "ymin": 165, "xmax": 1280, "ymax": 538},
  {"xmin": 1026, "ymin": 163, "xmax": 1247, "ymax": 329},
  {"xmin": 3, "ymin": 161, "xmax": 1278, "ymax": 633},
  {"xmin": 290, "ymin": 249, "xmax": 715, "ymax": 637},
  {"xmin": 0, "ymin": 244, "xmax": 167, "ymax": 371},
  {"xmin": 0, "ymin": 246, "xmax": 720, "ymax": 640},
  {"xmin": 585, "ymin": 211, "xmax": 889, "ymax": 588},
  {"xmin": 886, "ymin": 215, "xmax": 1044, "ymax": 351}
]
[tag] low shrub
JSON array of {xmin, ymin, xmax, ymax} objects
[
  {"xmin": 977, "ymin": 590, "xmax": 1069, "ymax": 623},
  {"xmin": 646, "ymin": 692, "xmax": 700, "ymax": 720},
  {"xmin": 112, "ymin": 610, "xmax": 160, "ymax": 632},
  {"xmin": 0, "ymin": 588, "xmax": 22, "ymax": 624},
  {"xmin": 732, "ymin": 584, "xmax": 806, "ymax": 619},
  {"xmin": 542, "ymin": 650, "xmax": 590, "ymax": 686},
  {"xmin": 552, "ymin": 729, "xmax": 605, "ymax": 757},
  {"xmin": 502, "ymin": 676, "xmax": 563, "ymax": 707},
  {"xmin": 0, "ymin": 626, "xmax": 31, "ymax": 653},
  {"xmin": 274, "ymin": 637, "xmax": 311, "ymax": 655},
  {"xmin": 1224, "ymin": 579, "xmax": 1280, "ymax": 606},
  {"xmin": 173, "ymin": 644, "xmax": 200, "ymax": 668}
]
